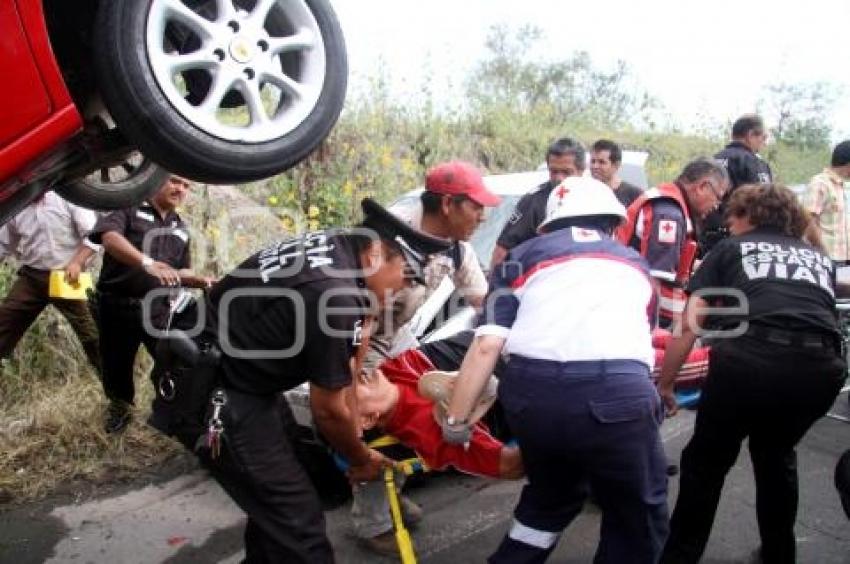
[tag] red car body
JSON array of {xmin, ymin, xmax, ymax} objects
[{"xmin": 0, "ymin": 0, "xmax": 81, "ymax": 205}]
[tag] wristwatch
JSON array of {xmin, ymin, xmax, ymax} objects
[
  {"xmin": 447, "ymin": 415, "xmax": 468, "ymax": 426},
  {"xmin": 140, "ymin": 255, "xmax": 154, "ymax": 268}
]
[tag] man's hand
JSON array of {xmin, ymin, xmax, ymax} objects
[
  {"xmin": 64, "ymin": 261, "xmax": 83, "ymax": 284},
  {"xmin": 346, "ymin": 448, "xmax": 394, "ymax": 483},
  {"xmin": 658, "ymin": 383, "xmax": 679, "ymax": 417},
  {"xmin": 145, "ymin": 261, "xmax": 182, "ymax": 286}
]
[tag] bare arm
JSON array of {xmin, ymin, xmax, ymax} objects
[
  {"xmin": 102, "ymin": 231, "xmax": 181, "ymax": 286},
  {"xmin": 804, "ymin": 218, "xmax": 826, "ymax": 254},
  {"xmin": 656, "ymin": 296, "xmax": 708, "ymax": 415},
  {"xmin": 64, "ymin": 244, "xmax": 96, "ymax": 283},
  {"xmin": 447, "ymin": 334, "xmax": 505, "ymax": 422},
  {"xmin": 489, "ymin": 244, "xmax": 509, "ymax": 270}
]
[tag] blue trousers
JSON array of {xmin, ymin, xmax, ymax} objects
[{"xmin": 490, "ymin": 357, "xmax": 669, "ymax": 564}]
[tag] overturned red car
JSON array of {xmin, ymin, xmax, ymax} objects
[{"xmin": 1, "ymin": 0, "xmax": 347, "ymax": 222}]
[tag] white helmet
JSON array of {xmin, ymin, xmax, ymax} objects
[{"xmin": 538, "ymin": 176, "xmax": 627, "ymax": 231}]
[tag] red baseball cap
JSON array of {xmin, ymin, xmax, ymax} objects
[{"xmin": 425, "ymin": 161, "xmax": 501, "ymax": 206}]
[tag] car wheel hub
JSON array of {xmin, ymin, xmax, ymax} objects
[
  {"xmin": 146, "ymin": 0, "xmax": 327, "ymax": 143},
  {"xmin": 228, "ymin": 35, "xmax": 255, "ymax": 64}
]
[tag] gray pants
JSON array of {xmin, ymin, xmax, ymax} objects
[{"xmin": 350, "ymin": 470, "xmax": 407, "ymax": 539}]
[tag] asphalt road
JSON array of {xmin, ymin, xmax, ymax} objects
[{"xmin": 2, "ymin": 393, "xmax": 849, "ymax": 564}]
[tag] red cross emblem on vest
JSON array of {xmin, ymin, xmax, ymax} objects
[{"xmin": 556, "ymin": 186, "xmax": 569, "ymax": 199}]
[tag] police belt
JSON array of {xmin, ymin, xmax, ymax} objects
[
  {"xmin": 148, "ymin": 331, "xmax": 222, "ymax": 444},
  {"xmin": 743, "ymin": 323, "xmax": 841, "ymax": 353}
]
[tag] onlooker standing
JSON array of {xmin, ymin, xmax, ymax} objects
[
  {"xmin": 490, "ymin": 137, "xmax": 586, "ymax": 267},
  {"xmin": 658, "ymin": 184, "xmax": 844, "ymax": 564},
  {"xmin": 81, "ymin": 174, "xmax": 211, "ymax": 433},
  {"xmin": 702, "ymin": 114, "xmax": 773, "ymax": 254},
  {"xmin": 0, "ymin": 191, "xmax": 101, "ymax": 370},
  {"xmin": 802, "ymin": 140, "xmax": 850, "ymax": 263},
  {"xmin": 590, "ymin": 139, "xmax": 643, "ymax": 207},
  {"xmin": 618, "ymin": 158, "xmax": 729, "ymax": 328}
]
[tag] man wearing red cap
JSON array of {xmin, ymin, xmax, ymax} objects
[{"xmin": 352, "ymin": 160, "xmax": 501, "ymax": 556}]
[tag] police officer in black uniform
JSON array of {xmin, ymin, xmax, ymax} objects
[
  {"xmin": 657, "ymin": 184, "xmax": 845, "ymax": 564},
  {"xmin": 151, "ymin": 198, "xmax": 449, "ymax": 563},
  {"xmin": 701, "ymin": 114, "xmax": 773, "ymax": 255},
  {"xmin": 85, "ymin": 174, "xmax": 211, "ymax": 433},
  {"xmin": 490, "ymin": 137, "xmax": 586, "ymax": 267}
]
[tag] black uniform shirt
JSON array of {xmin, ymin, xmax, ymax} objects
[
  {"xmin": 89, "ymin": 202, "xmax": 191, "ymax": 298},
  {"xmin": 687, "ymin": 228, "xmax": 838, "ymax": 334},
  {"xmin": 496, "ymin": 181, "xmax": 555, "ymax": 250},
  {"xmin": 615, "ymin": 180, "xmax": 643, "ymax": 208},
  {"xmin": 206, "ymin": 230, "xmax": 369, "ymax": 395},
  {"xmin": 701, "ymin": 142, "xmax": 775, "ymax": 255},
  {"xmin": 714, "ymin": 141, "xmax": 773, "ymax": 190}
]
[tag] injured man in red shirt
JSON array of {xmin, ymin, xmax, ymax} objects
[{"xmin": 354, "ymin": 329, "xmax": 710, "ymax": 481}]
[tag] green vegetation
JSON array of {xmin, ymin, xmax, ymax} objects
[{"xmin": 0, "ymin": 25, "xmax": 839, "ymax": 502}]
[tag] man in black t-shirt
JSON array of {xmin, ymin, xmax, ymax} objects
[
  {"xmin": 701, "ymin": 114, "xmax": 773, "ymax": 255},
  {"xmin": 490, "ymin": 137, "xmax": 586, "ymax": 267},
  {"xmin": 590, "ymin": 139, "xmax": 643, "ymax": 207},
  {"xmin": 156, "ymin": 198, "xmax": 450, "ymax": 563},
  {"xmin": 79, "ymin": 174, "xmax": 212, "ymax": 433}
]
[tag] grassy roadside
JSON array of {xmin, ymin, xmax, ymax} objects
[{"xmin": 0, "ymin": 185, "xmax": 284, "ymax": 503}]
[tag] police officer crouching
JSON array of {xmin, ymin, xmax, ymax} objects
[
  {"xmin": 148, "ymin": 198, "xmax": 449, "ymax": 563},
  {"xmin": 657, "ymin": 184, "xmax": 846, "ymax": 564},
  {"xmin": 445, "ymin": 176, "xmax": 669, "ymax": 563}
]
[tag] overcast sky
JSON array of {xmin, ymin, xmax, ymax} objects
[{"xmin": 333, "ymin": 0, "xmax": 849, "ymax": 141}]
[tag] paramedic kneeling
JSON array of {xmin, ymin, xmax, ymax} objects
[
  {"xmin": 446, "ymin": 176, "xmax": 669, "ymax": 564},
  {"xmin": 658, "ymin": 184, "xmax": 846, "ymax": 564}
]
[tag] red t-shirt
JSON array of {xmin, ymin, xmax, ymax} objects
[{"xmin": 380, "ymin": 349, "xmax": 503, "ymax": 478}]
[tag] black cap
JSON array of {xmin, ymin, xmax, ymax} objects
[{"xmin": 360, "ymin": 198, "xmax": 451, "ymax": 284}]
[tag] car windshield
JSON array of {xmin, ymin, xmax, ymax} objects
[{"xmin": 390, "ymin": 194, "xmax": 522, "ymax": 268}]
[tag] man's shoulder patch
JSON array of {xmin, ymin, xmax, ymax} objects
[{"xmin": 657, "ymin": 220, "xmax": 677, "ymax": 244}]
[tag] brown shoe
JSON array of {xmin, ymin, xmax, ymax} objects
[
  {"xmin": 400, "ymin": 495, "xmax": 423, "ymax": 527},
  {"xmin": 360, "ymin": 531, "xmax": 399, "ymax": 557}
]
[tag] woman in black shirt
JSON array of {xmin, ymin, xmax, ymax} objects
[{"xmin": 657, "ymin": 184, "xmax": 846, "ymax": 564}]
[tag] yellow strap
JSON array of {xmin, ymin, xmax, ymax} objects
[{"xmin": 384, "ymin": 467, "xmax": 417, "ymax": 564}]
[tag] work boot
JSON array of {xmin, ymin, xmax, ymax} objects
[
  {"xmin": 400, "ymin": 495, "xmax": 423, "ymax": 527},
  {"xmin": 104, "ymin": 401, "xmax": 132, "ymax": 434},
  {"xmin": 360, "ymin": 530, "xmax": 399, "ymax": 557}
]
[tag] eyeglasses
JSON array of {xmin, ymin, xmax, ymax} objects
[{"xmin": 704, "ymin": 179, "xmax": 725, "ymax": 202}]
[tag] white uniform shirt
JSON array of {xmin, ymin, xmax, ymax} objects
[{"xmin": 0, "ymin": 192, "xmax": 98, "ymax": 270}]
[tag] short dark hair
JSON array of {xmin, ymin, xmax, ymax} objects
[
  {"xmin": 831, "ymin": 140, "xmax": 850, "ymax": 168},
  {"xmin": 546, "ymin": 137, "xmax": 586, "ymax": 170},
  {"xmin": 591, "ymin": 139, "xmax": 622, "ymax": 164},
  {"xmin": 731, "ymin": 114, "xmax": 765, "ymax": 139},
  {"xmin": 725, "ymin": 184, "xmax": 809, "ymax": 239},
  {"xmin": 677, "ymin": 157, "xmax": 729, "ymax": 186},
  {"xmin": 420, "ymin": 190, "xmax": 466, "ymax": 215}
]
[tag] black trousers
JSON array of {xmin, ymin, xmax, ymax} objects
[
  {"xmin": 187, "ymin": 388, "xmax": 334, "ymax": 564},
  {"xmin": 661, "ymin": 335, "xmax": 845, "ymax": 564},
  {"xmin": 94, "ymin": 293, "xmax": 158, "ymax": 405}
]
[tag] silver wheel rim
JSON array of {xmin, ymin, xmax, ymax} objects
[{"xmin": 146, "ymin": 0, "xmax": 327, "ymax": 143}]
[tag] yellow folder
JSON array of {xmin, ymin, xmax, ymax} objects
[{"xmin": 48, "ymin": 271, "xmax": 93, "ymax": 300}]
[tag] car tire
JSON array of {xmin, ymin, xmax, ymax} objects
[
  {"xmin": 92, "ymin": 0, "xmax": 347, "ymax": 184},
  {"xmin": 58, "ymin": 154, "xmax": 167, "ymax": 210}
]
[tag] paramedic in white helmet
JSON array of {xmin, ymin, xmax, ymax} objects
[{"xmin": 443, "ymin": 176, "xmax": 669, "ymax": 563}]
